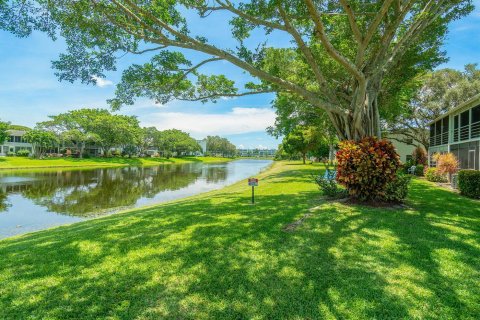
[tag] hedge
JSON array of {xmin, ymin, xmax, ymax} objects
[{"xmin": 458, "ymin": 170, "xmax": 480, "ymax": 199}]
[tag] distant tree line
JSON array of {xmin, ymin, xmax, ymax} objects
[
  {"xmin": 0, "ymin": 109, "xmax": 235, "ymax": 159},
  {"xmin": 206, "ymin": 136, "xmax": 236, "ymax": 157}
]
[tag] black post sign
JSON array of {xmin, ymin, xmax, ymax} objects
[{"xmin": 248, "ymin": 178, "xmax": 258, "ymax": 204}]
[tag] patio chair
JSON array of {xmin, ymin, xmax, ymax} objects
[{"xmin": 407, "ymin": 165, "xmax": 416, "ymax": 175}]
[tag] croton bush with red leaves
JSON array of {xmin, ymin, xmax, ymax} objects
[{"xmin": 336, "ymin": 137, "xmax": 401, "ymax": 201}]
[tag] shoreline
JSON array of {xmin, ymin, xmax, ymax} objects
[
  {"xmin": 0, "ymin": 156, "xmax": 235, "ymax": 172},
  {"xmin": 0, "ymin": 159, "xmax": 275, "ymax": 241}
]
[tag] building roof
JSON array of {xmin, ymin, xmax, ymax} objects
[
  {"xmin": 7, "ymin": 129, "xmax": 27, "ymax": 136},
  {"xmin": 429, "ymin": 92, "xmax": 480, "ymax": 125}
]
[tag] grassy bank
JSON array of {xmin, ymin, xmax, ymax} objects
[
  {"xmin": 0, "ymin": 162, "xmax": 478, "ymax": 319},
  {"xmin": 0, "ymin": 156, "xmax": 233, "ymax": 170}
]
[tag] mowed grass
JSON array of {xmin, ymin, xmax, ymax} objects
[
  {"xmin": 0, "ymin": 162, "xmax": 479, "ymax": 319},
  {"xmin": 0, "ymin": 156, "xmax": 232, "ymax": 170}
]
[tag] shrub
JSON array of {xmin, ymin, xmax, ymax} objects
[
  {"xmin": 458, "ymin": 170, "xmax": 480, "ymax": 198},
  {"xmin": 384, "ymin": 174, "xmax": 412, "ymax": 203},
  {"xmin": 314, "ymin": 168, "xmax": 347, "ymax": 199},
  {"xmin": 16, "ymin": 149, "xmax": 30, "ymax": 157},
  {"xmin": 412, "ymin": 146, "xmax": 427, "ymax": 165},
  {"xmin": 425, "ymin": 167, "xmax": 447, "ymax": 183},
  {"xmin": 336, "ymin": 137, "xmax": 401, "ymax": 201},
  {"xmin": 6, "ymin": 151, "xmax": 15, "ymax": 157},
  {"xmin": 434, "ymin": 152, "xmax": 458, "ymax": 181},
  {"xmin": 415, "ymin": 164, "xmax": 424, "ymax": 176}
]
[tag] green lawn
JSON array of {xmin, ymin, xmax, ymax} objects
[
  {"xmin": 0, "ymin": 162, "xmax": 478, "ymax": 319},
  {"xmin": 0, "ymin": 156, "xmax": 233, "ymax": 170}
]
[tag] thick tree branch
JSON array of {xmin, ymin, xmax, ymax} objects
[
  {"xmin": 103, "ymin": 0, "xmax": 342, "ymax": 115},
  {"xmin": 339, "ymin": 0, "xmax": 362, "ymax": 45},
  {"xmin": 304, "ymin": 0, "xmax": 364, "ymax": 82}
]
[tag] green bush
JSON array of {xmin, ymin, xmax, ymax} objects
[
  {"xmin": 16, "ymin": 149, "xmax": 30, "ymax": 157},
  {"xmin": 314, "ymin": 169, "xmax": 347, "ymax": 199},
  {"xmin": 384, "ymin": 174, "xmax": 412, "ymax": 203},
  {"xmin": 336, "ymin": 137, "xmax": 401, "ymax": 201},
  {"xmin": 6, "ymin": 151, "xmax": 15, "ymax": 157},
  {"xmin": 458, "ymin": 170, "xmax": 480, "ymax": 199},
  {"xmin": 425, "ymin": 167, "xmax": 447, "ymax": 183},
  {"xmin": 415, "ymin": 165, "xmax": 424, "ymax": 176}
]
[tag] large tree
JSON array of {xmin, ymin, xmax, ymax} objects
[
  {"xmin": 23, "ymin": 129, "xmax": 58, "ymax": 158},
  {"xmin": 155, "ymin": 129, "xmax": 201, "ymax": 157},
  {"xmin": 206, "ymin": 136, "xmax": 236, "ymax": 157},
  {"xmin": 40, "ymin": 109, "xmax": 112, "ymax": 157},
  {"xmin": 2, "ymin": 1, "xmax": 473, "ymax": 141},
  {"xmin": 388, "ymin": 64, "xmax": 480, "ymax": 149}
]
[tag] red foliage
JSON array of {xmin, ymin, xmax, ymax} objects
[
  {"xmin": 336, "ymin": 137, "xmax": 401, "ymax": 201},
  {"xmin": 412, "ymin": 146, "xmax": 427, "ymax": 165}
]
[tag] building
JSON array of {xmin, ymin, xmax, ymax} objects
[
  {"xmin": 386, "ymin": 132, "xmax": 426, "ymax": 163},
  {"xmin": 237, "ymin": 148, "xmax": 276, "ymax": 158},
  {"xmin": 428, "ymin": 93, "xmax": 480, "ymax": 170},
  {"xmin": 196, "ymin": 139, "xmax": 207, "ymax": 155},
  {"xmin": 0, "ymin": 130, "xmax": 32, "ymax": 156}
]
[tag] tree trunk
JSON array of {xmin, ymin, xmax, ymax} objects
[
  {"xmin": 328, "ymin": 144, "xmax": 335, "ymax": 164},
  {"xmin": 302, "ymin": 153, "xmax": 306, "ymax": 164},
  {"xmin": 328, "ymin": 89, "xmax": 381, "ymax": 141}
]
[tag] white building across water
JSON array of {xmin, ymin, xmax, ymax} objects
[{"xmin": 0, "ymin": 130, "xmax": 32, "ymax": 156}]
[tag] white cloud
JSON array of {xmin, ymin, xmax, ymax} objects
[
  {"xmin": 140, "ymin": 107, "xmax": 276, "ymax": 137},
  {"xmin": 92, "ymin": 76, "xmax": 113, "ymax": 88}
]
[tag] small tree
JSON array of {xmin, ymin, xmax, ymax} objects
[
  {"xmin": 412, "ymin": 146, "xmax": 428, "ymax": 165},
  {"xmin": 282, "ymin": 126, "xmax": 321, "ymax": 164},
  {"xmin": 0, "ymin": 120, "xmax": 10, "ymax": 144},
  {"xmin": 434, "ymin": 153, "xmax": 458, "ymax": 182}
]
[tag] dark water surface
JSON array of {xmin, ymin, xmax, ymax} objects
[{"xmin": 0, "ymin": 159, "xmax": 271, "ymax": 239}]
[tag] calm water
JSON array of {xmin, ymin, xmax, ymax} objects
[{"xmin": 0, "ymin": 159, "xmax": 271, "ymax": 239}]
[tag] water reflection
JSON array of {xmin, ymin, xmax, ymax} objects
[{"xmin": 0, "ymin": 160, "xmax": 271, "ymax": 238}]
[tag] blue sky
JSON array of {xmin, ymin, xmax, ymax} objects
[{"xmin": 1, "ymin": 2, "xmax": 479, "ymax": 149}]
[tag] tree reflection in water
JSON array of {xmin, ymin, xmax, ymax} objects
[{"xmin": 0, "ymin": 163, "xmax": 213, "ymax": 217}]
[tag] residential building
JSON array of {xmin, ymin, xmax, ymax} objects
[
  {"xmin": 386, "ymin": 132, "xmax": 426, "ymax": 163},
  {"xmin": 237, "ymin": 148, "xmax": 276, "ymax": 158},
  {"xmin": 0, "ymin": 130, "xmax": 32, "ymax": 156},
  {"xmin": 428, "ymin": 93, "xmax": 480, "ymax": 170}
]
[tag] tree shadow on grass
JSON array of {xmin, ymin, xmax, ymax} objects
[{"xmin": 0, "ymin": 167, "xmax": 478, "ymax": 319}]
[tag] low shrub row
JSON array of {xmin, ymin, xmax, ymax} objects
[
  {"xmin": 425, "ymin": 167, "xmax": 448, "ymax": 183},
  {"xmin": 458, "ymin": 170, "xmax": 480, "ymax": 199}
]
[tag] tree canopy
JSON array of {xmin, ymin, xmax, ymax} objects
[
  {"xmin": 154, "ymin": 129, "xmax": 201, "ymax": 158},
  {"xmin": 23, "ymin": 129, "xmax": 58, "ymax": 158},
  {"xmin": 1, "ymin": 0, "xmax": 473, "ymax": 140},
  {"xmin": 388, "ymin": 63, "xmax": 480, "ymax": 149},
  {"xmin": 282, "ymin": 126, "xmax": 322, "ymax": 164},
  {"xmin": 206, "ymin": 136, "xmax": 236, "ymax": 157}
]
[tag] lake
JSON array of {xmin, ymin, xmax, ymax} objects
[{"xmin": 0, "ymin": 159, "xmax": 272, "ymax": 239}]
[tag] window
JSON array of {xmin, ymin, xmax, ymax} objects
[
  {"xmin": 453, "ymin": 115, "xmax": 459, "ymax": 142},
  {"xmin": 460, "ymin": 111, "xmax": 470, "ymax": 140},
  {"xmin": 472, "ymin": 105, "xmax": 480, "ymax": 138},
  {"xmin": 430, "ymin": 124, "xmax": 436, "ymax": 146},
  {"xmin": 442, "ymin": 117, "xmax": 449, "ymax": 144},
  {"xmin": 435, "ymin": 120, "xmax": 442, "ymax": 135}
]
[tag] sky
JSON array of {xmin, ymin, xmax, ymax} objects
[{"xmin": 1, "ymin": 2, "xmax": 480, "ymax": 149}]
